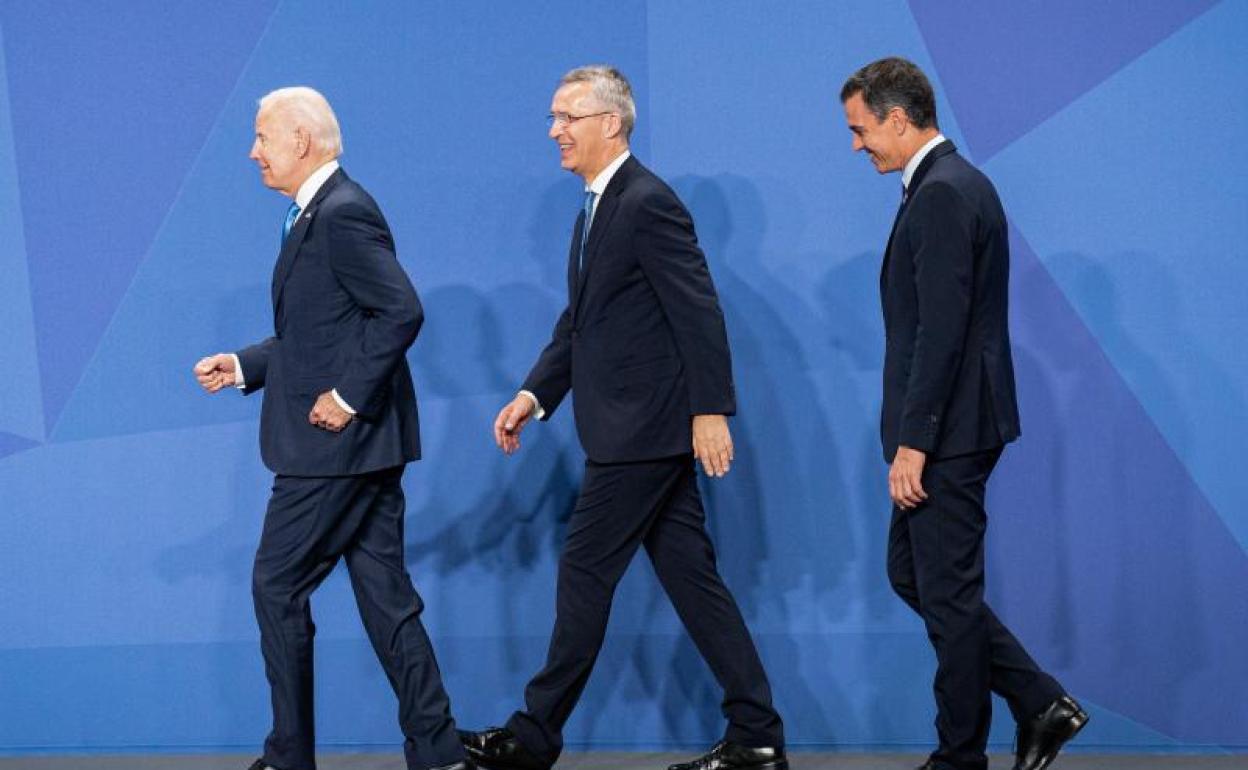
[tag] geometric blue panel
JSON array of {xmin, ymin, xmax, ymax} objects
[
  {"xmin": 0, "ymin": 1, "xmax": 278, "ymax": 436},
  {"xmin": 989, "ymin": 225, "xmax": 1248, "ymax": 744},
  {"xmin": 3, "ymin": 0, "xmax": 1246, "ymax": 755},
  {"xmin": 52, "ymin": 0, "xmax": 651, "ymax": 443},
  {"xmin": 0, "ymin": 431, "xmax": 38, "ymax": 461},
  {"xmin": 909, "ymin": 0, "xmax": 1217, "ymax": 161},
  {"xmin": 984, "ymin": 0, "xmax": 1248, "ymax": 554},
  {"xmin": 0, "ymin": 24, "xmax": 42, "ymax": 442}
]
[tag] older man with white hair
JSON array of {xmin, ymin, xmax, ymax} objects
[{"xmin": 194, "ymin": 87, "xmax": 467, "ymax": 770}]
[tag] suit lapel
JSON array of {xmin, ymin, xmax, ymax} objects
[
  {"xmin": 567, "ymin": 210, "xmax": 585, "ymax": 309},
  {"xmin": 879, "ymin": 140, "xmax": 958, "ymax": 293},
  {"xmin": 907, "ymin": 139, "xmax": 955, "ymax": 193},
  {"xmin": 572, "ymin": 157, "xmax": 634, "ymax": 315},
  {"xmin": 271, "ymin": 168, "xmax": 346, "ymax": 322},
  {"xmin": 880, "ymin": 199, "xmax": 906, "ymax": 298}
]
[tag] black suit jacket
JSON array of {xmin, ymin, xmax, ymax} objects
[
  {"xmin": 523, "ymin": 156, "xmax": 736, "ymax": 463},
  {"xmin": 237, "ymin": 168, "xmax": 422, "ymax": 476},
  {"xmin": 880, "ymin": 140, "xmax": 1020, "ymax": 462}
]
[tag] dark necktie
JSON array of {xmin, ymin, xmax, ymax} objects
[
  {"xmin": 578, "ymin": 190, "xmax": 596, "ymax": 272},
  {"xmin": 281, "ymin": 201, "xmax": 301, "ymax": 246}
]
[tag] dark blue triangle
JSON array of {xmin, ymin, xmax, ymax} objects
[
  {"xmin": 0, "ymin": 1, "xmax": 279, "ymax": 436},
  {"xmin": 0, "ymin": 431, "xmax": 39, "ymax": 461},
  {"xmin": 991, "ymin": 222, "xmax": 1248, "ymax": 742},
  {"xmin": 908, "ymin": 0, "xmax": 1217, "ymax": 161}
]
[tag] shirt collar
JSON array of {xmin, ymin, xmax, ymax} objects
[
  {"xmin": 295, "ymin": 159, "xmax": 340, "ymax": 210},
  {"xmin": 587, "ymin": 150, "xmax": 631, "ymax": 196},
  {"xmin": 902, "ymin": 134, "xmax": 945, "ymax": 191}
]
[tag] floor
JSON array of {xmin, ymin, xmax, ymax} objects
[{"xmin": 0, "ymin": 752, "xmax": 1242, "ymax": 770}]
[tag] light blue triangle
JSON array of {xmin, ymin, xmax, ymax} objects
[
  {"xmin": 984, "ymin": 0, "xmax": 1248, "ymax": 554},
  {"xmin": 0, "ymin": 23, "xmax": 44, "ymax": 442}
]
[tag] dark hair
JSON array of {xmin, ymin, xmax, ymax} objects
[{"xmin": 840, "ymin": 57, "xmax": 938, "ymax": 130}]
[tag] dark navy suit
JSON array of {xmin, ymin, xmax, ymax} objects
[
  {"xmin": 507, "ymin": 156, "xmax": 783, "ymax": 762},
  {"xmin": 880, "ymin": 141, "xmax": 1064, "ymax": 770},
  {"xmin": 237, "ymin": 168, "xmax": 461, "ymax": 770}
]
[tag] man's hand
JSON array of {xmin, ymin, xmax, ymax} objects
[
  {"xmin": 309, "ymin": 391, "xmax": 353, "ymax": 432},
  {"xmin": 889, "ymin": 445, "xmax": 929, "ymax": 509},
  {"xmin": 692, "ymin": 414, "xmax": 734, "ymax": 478},
  {"xmin": 494, "ymin": 394, "xmax": 536, "ymax": 454},
  {"xmin": 193, "ymin": 353, "xmax": 237, "ymax": 393}
]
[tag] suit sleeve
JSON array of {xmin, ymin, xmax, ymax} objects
[
  {"xmin": 326, "ymin": 201, "xmax": 422, "ymax": 419},
  {"xmin": 236, "ymin": 337, "xmax": 276, "ymax": 394},
  {"xmin": 898, "ymin": 181, "xmax": 975, "ymax": 452},
  {"xmin": 634, "ymin": 188, "xmax": 736, "ymax": 416},
  {"xmin": 520, "ymin": 304, "xmax": 573, "ymax": 419}
]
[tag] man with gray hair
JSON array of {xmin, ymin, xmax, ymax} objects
[
  {"xmin": 194, "ymin": 86, "xmax": 467, "ymax": 770},
  {"xmin": 459, "ymin": 65, "xmax": 785, "ymax": 770}
]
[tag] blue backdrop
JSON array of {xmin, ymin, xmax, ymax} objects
[{"xmin": 1, "ymin": 0, "xmax": 1244, "ymax": 756}]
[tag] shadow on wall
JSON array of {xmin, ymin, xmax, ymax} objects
[
  {"xmin": 406, "ymin": 279, "xmax": 580, "ymax": 574},
  {"xmin": 574, "ymin": 173, "xmax": 874, "ymax": 742},
  {"xmin": 403, "ymin": 178, "xmax": 583, "ymax": 675},
  {"xmin": 989, "ymin": 237, "xmax": 1246, "ymax": 743}
]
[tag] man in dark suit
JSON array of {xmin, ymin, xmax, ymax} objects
[
  {"xmin": 458, "ymin": 66, "xmax": 785, "ymax": 770},
  {"xmin": 193, "ymin": 87, "xmax": 466, "ymax": 770},
  {"xmin": 840, "ymin": 58, "xmax": 1088, "ymax": 770}
]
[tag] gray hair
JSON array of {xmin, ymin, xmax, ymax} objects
[
  {"xmin": 559, "ymin": 65, "xmax": 636, "ymax": 139},
  {"xmin": 840, "ymin": 57, "xmax": 938, "ymax": 130},
  {"xmin": 258, "ymin": 86, "xmax": 343, "ymax": 157}
]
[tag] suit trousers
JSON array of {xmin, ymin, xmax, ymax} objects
[
  {"xmin": 886, "ymin": 448, "xmax": 1064, "ymax": 770},
  {"xmin": 507, "ymin": 455, "xmax": 784, "ymax": 763},
  {"xmin": 252, "ymin": 466, "xmax": 462, "ymax": 770}
]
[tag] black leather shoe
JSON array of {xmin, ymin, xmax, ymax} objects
[
  {"xmin": 247, "ymin": 761, "xmax": 277, "ymax": 770},
  {"xmin": 1013, "ymin": 695, "xmax": 1089, "ymax": 770},
  {"xmin": 915, "ymin": 760, "xmax": 936, "ymax": 770},
  {"xmin": 459, "ymin": 727, "xmax": 550, "ymax": 770},
  {"xmin": 667, "ymin": 741, "xmax": 788, "ymax": 770},
  {"xmin": 431, "ymin": 762, "xmax": 477, "ymax": 770}
]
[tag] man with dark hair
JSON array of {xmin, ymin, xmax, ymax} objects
[
  {"xmin": 840, "ymin": 57, "xmax": 1087, "ymax": 770},
  {"xmin": 458, "ymin": 65, "xmax": 786, "ymax": 770}
]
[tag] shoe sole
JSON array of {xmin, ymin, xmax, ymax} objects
[
  {"xmin": 668, "ymin": 759, "xmax": 789, "ymax": 770},
  {"xmin": 743, "ymin": 760, "xmax": 789, "ymax": 770},
  {"xmin": 465, "ymin": 752, "xmax": 550, "ymax": 770}
]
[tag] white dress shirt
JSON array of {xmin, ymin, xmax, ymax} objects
[
  {"xmin": 233, "ymin": 159, "xmax": 356, "ymax": 414},
  {"xmin": 902, "ymin": 133, "xmax": 946, "ymax": 194}
]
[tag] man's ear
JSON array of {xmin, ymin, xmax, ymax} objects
[
  {"xmin": 888, "ymin": 106, "xmax": 908, "ymax": 134},
  {"xmin": 295, "ymin": 127, "xmax": 312, "ymax": 158},
  {"xmin": 603, "ymin": 113, "xmax": 623, "ymax": 141}
]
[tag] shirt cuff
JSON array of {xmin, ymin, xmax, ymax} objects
[
  {"xmin": 331, "ymin": 388, "xmax": 357, "ymax": 415},
  {"xmin": 231, "ymin": 353, "xmax": 245, "ymax": 389},
  {"xmin": 518, "ymin": 390, "xmax": 545, "ymax": 420}
]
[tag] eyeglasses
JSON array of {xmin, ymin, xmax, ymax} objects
[{"xmin": 547, "ymin": 111, "xmax": 614, "ymax": 128}]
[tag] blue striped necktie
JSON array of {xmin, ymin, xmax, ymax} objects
[
  {"xmin": 578, "ymin": 190, "xmax": 596, "ymax": 271},
  {"xmin": 281, "ymin": 201, "xmax": 301, "ymax": 245}
]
